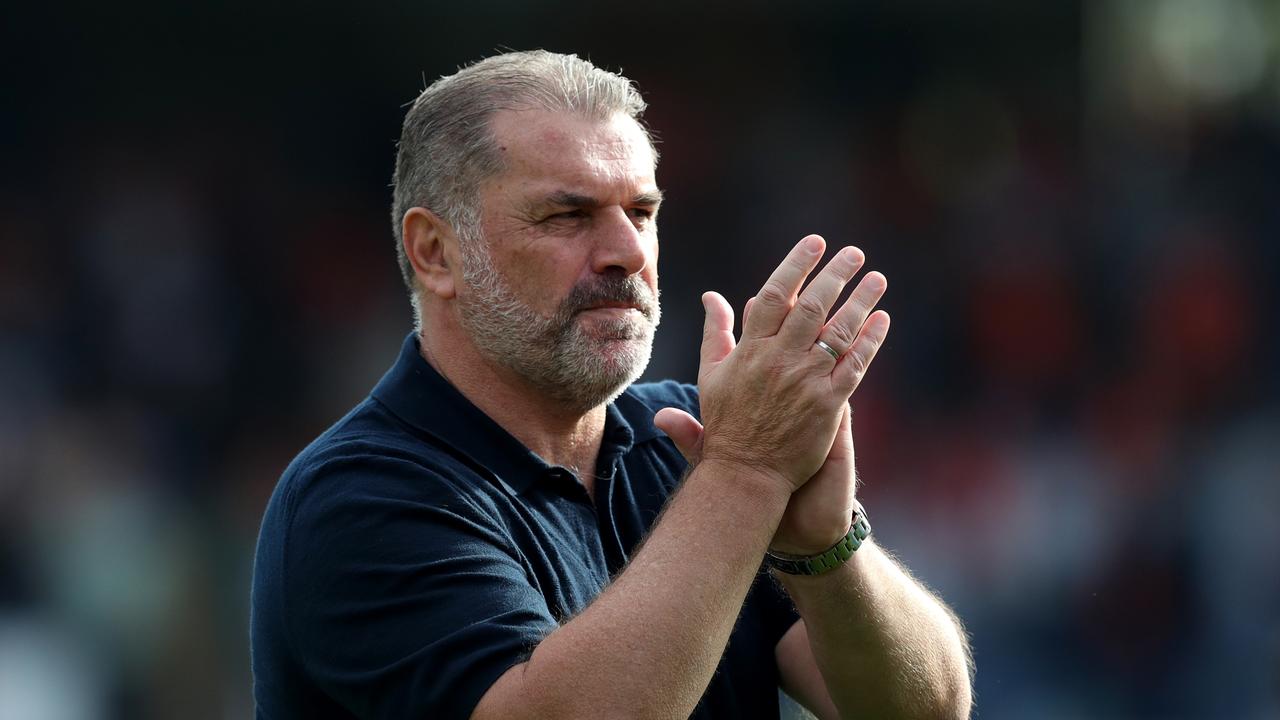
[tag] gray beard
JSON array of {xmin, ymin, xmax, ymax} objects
[{"xmin": 455, "ymin": 238, "xmax": 660, "ymax": 413}]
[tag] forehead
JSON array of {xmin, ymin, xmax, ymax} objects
[{"xmin": 484, "ymin": 109, "xmax": 657, "ymax": 198}]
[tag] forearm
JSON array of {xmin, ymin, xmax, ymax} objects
[
  {"xmin": 779, "ymin": 541, "xmax": 972, "ymax": 719},
  {"xmin": 474, "ymin": 460, "xmax": 791, "ymax": 720}
]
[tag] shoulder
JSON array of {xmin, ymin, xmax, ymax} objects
[
  {"xmin": 623, "ymin": 379, "xmax": 701, "ymax": 420},
  {"xmin": 266, "ymin": 398, "xmax": 503, "ymax": 542},
  {"xmin": 253, "ymin": 400, "xmax": 552, "ymax": 720},
  {"xmin": 254, "ymin": 399, "xmax": 516, "ymax": 625},
  {"xmin": 282, "ymin": 399, "xmax": 434, "ymax": 499}
]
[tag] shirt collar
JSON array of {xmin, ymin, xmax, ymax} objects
[{"xmin": 370, "ymin": 333, "xmax": 663, "ymax": 494}]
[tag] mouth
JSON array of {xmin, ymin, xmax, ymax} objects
[
  {"xmin": 580, "ymin": 305, "xmax": 644, "ymax": 318},
  {"xmin": 586, "ymin": 301, "xmax": 641, "ymax": 311}
]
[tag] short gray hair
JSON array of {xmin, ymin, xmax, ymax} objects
[{"xmin": 390, "ymin": 50, "xmax": 653, "ymax": 325}]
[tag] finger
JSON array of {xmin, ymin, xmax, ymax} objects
[
  {"xmin": 832, "ymin": 403, "xmax": 861, "ymax": 495},
  {"xmin": 841, "ymin": 403, "xmax": 861, "ymax": 494},
  {"xmin": 742, "ymin": 296, "xmax": 756, "ymax": 333},
  {"xmin": 700, "ymin": 291, "xmax": 736, "ymax": 372},
  {"xmin": 653, "ymin": 408, "xmax": 706, "ymax": 465},
  {"xmin": 826, "ymin": 402, "xmax": 855, "ymax": 465},
  {"xmin": 833, "ymin": 310, "xmax": 891, "ymax": 395},
  {"xmin": 777, "ymin": 245, "xmax": 866, "ymax": 348},
  {"xmin": 742, "ymin": 235, "xmax": 825, "ymax": 340},
  {"xmin": 817, "ymin": 270, "xmax": 887, "ymax": 359}
]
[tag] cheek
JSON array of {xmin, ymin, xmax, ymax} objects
[{"xmin": 509, "ymin": 250, "xmax": 585, "ymax": 306}]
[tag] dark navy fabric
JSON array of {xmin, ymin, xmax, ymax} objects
[{"xmin": 251, "ymin": 333, "xmax": 800, "ymax": 719}]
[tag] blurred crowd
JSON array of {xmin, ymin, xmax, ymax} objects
[{"xmin": 2, "ymin": 2, "xmax": 1278, "ymax": 718}]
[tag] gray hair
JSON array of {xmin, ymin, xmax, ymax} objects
[{"xmin": 390, "ymin": 50, "xmax": 653, "ymax": 326}]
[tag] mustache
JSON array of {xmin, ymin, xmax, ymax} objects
[{"xmin": 560, "ymin": 275, "xmax": 659, "ymax": 321}]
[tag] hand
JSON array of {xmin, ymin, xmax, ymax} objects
[
  {"xmin": 771, "ymin": 402, "xmax": 859, "ymax": 555},
  {"xmin": 654, "ymin": 235, "xmax": 890, "ymax": 504},
  {"xmin": 659, "ymin": 403, "xmax": 872, "ymax": 555},
  {"xmin": 748, "ymin": 278, "xmax": 889, "ymax": 554}
]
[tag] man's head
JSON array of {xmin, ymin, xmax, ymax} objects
[
  {"xmin": 391, "ymin": 50, "xmax": 653, "ymax": 311},
  {"xmin": 392, "ymin": 51, "xmax": 663, "ymax": 410}
]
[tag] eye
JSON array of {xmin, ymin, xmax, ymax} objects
[
  {"xmin": 628, "ymin": 207, "xmax": 655, "ymax": 221},
  {"xmin": 550, "ymin": 209, "xmax": 588, "ymax": 221}
]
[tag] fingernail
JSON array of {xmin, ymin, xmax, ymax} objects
[{"xmin": 804, "ymin": 236, "xmax": 823, "ymax": 254}]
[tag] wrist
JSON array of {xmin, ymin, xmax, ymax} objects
[
  {"xmin": 770, "ymin": 501, "xmax": 858, "ymax": 556},
  {"xmin": 690, "ymin": 457, "xmax": 793, "ymax": 512},
  {"xmin": 772, "ymin": 539, "xmax": 873, "ymax": 589},
  {"xmin": 769, "ymin": 522, "xmax": 852, "ymax": 557},
  {"xmin": 765, "ymin": 501, "xmax": 871, "ymax": 576}
]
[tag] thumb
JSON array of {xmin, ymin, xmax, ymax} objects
[
  {"xmin": 653, "ymin": 407, "xmax": 705, "ymax": 465},
  {"xmin": 826, "ymin": 402, "xmax": 855, "ymax": 463},
  {"xmin": 700, "ymin": 291, "xmax": 736, "ymax": 371}
]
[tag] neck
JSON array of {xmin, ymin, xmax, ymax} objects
[{"xmin": 418, "ymin": 328, "xmax": 609, "ymax": 485}]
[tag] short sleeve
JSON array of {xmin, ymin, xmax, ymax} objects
[{"xmin": 282, "ymin": 454, "xmax": 555, "ymax": 720}]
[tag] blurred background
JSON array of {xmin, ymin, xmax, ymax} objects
[{"xmin": 2, "ymin": 1, "xmax": 1279, "ymax": 717}]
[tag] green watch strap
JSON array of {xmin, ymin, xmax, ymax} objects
[{"xmin": 765, "ymin": 502, "xmax": 871, "ymax": 576}]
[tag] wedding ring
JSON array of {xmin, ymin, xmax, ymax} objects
[{"xmin": 814, "ymin": 339, "xmax": 840, "ymax": 360}]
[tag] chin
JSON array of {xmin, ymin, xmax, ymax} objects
[{"xmin": 549, "ymin": 336, "xmax": 653, "ymax": 411}]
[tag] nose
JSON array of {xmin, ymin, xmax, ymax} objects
[{"xmin": 591, "ymin": 206, "xmax": 653, "ymax": 277}]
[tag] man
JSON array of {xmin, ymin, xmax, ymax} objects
[{"xmin": 251, "ymin": 50, "xmax": 972, "ymax": 719}]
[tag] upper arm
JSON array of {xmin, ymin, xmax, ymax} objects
[
  {"xmin": 776, "ymin": 620, "xmax": 840, "ymax": 720},
  {"xmin": 284, "ymin": 456, "xmax": 556, "ymax": 720},
  {"xmin": 470, "ymin": 659, "xmax": 537, "ymax": 720}
]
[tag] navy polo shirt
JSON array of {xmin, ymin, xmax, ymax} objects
[{"xmin": 251, "ymin": 333, "xmax": 800, "ymax": 719}]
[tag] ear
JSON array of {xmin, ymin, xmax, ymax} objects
[{"xmin": 402, "ymin": 207, "xmax": 461, "ymax": 300}]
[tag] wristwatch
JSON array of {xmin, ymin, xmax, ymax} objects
[{"xmin": 765, "ymin": 500, "xmax": 871, "ymax": 576}]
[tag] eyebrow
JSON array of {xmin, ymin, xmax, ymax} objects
[{"xmin": 543, "ymin": 189, "xmax": 665, "ymax": 209}]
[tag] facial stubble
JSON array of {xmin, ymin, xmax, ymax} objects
[{"xmin": 455, "ymin": 235, "xmax": 661, "ymax": 412}]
